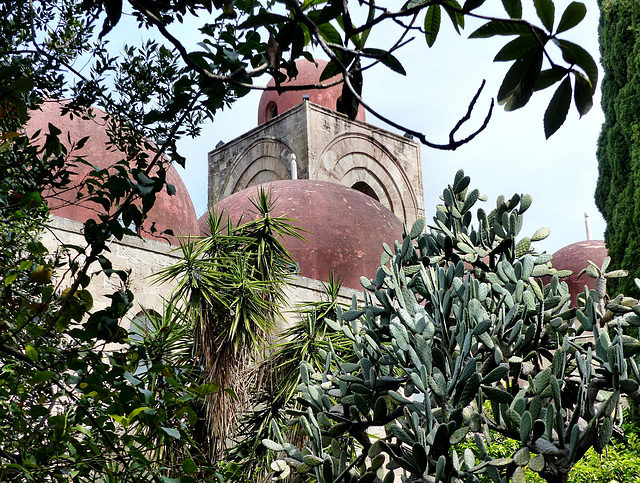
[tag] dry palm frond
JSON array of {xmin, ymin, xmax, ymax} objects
[{"xmin": 226, "ymin": 275, "xmax": 358, "ymax": 482}]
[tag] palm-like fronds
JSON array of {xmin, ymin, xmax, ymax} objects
[
  {"xmin": 227, "ymin": 274, "xmax": 357, "ymax": 482},
  {"xmin": 155, "ymin": 188, "xmax": 304, "ymax": 457}
]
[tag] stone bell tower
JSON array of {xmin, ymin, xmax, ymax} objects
[{"xmin": 207, "ymin": 58, "xmax": 424, "ymax": 229}]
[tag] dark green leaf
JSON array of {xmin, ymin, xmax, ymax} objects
[
  {"xmin": 161, "ymin": 426, "xmax": 181, "ymax": 439},
  {"xmin": 553, "ymin": 39, "xmax": 598, "ymax": 93},
  {"xmin": 320, "ymin": 60, "xmax": 340, "ymax": 81},
  {"xmin": 494, "ymin": 35, "xmax": 539, "ymax": 62},
  {"xmin": 534, "ymin": 67, "xmax": 568, "ymax": 91},
  {"xmin": 574, "ymin": 72, "xmax": 593, "ymax": 117},
  {"xmin": 182, "ymin": 457, "xmax": 198, "ymax": 473},
  {"xmin": 556, "ymin": 2, "xmax": 586, "ymax": 34},
  {"xmin": 341, "ymin": 60, "xmax": 363, "ymax": 121},
  {"xmin": 29, "ymin": 370, "xmax": 55, "ymax": 384},
  {"xmin": 463, "ymin": 0, "xmax": 486, "ymax": 12},
  {"xmin": 498, "ymin": 49, "xmax": 544, "ymax": 111},
  {"xmin": 544, "ymin": 76, "xmax": 572, "ymax": 138},
  {"xmin": 424, "ymin": 5, "xmax": 441, "ymax": 47},
  {"xmin": 25, "ymin": 345, "xmax": 38, "ymax": 362},
  {"xmin": 318, "ymin": 22, "xmax": 343, "ymax": 46},
  {"xmin": 362, "ymin": 49, "xmax": 406, "ymax": 75},
  {"xmin": 533, "ymin": 0, "xmax": 554, "ymax": 32},
  {"xmin": 502, "ymin": 0, "xmax": 522, "ymax": 19},
  {"xmin": 469, "ymin": 20, "xmax": 537, "ymax": 39},
  {"xmin": 442, "ymin": 0, "xmax": 465, "ymax": 34},
  {"xmin": 239, "ymin": 13, "xmax": 290, "ymax": 29}
]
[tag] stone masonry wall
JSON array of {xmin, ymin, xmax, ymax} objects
[{"xmin": 43, "ymin": 216, "xmax": 351, "ymax": 329}]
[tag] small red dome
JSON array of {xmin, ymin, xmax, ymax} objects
[
  {"xmin": 200, "ymin": 180, "xmax": 402, "ymax": 290},
  {"xmin": 27, "ymin": 101, "xmax": 199, "ymax": 244},
  {"xmin": 258, "ymin": 59, "xmax": 366, "ymax": 124},
  {"xmin": 551, "ymin": 240, "xmax": 608, "ymax": 305}
]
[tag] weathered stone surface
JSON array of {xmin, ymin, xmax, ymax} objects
[{"xmin": 42, "ymin": 216, "xmax": 181, "ymax": 325}]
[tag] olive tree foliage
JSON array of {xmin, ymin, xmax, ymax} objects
[{"xmin": 266, "ymin": 171, "xmax": 640, "ymax": 483}]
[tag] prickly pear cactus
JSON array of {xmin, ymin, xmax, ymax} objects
[{"xmin": 263, "ymin": 171, "xmax": 640, "ymax": 483}]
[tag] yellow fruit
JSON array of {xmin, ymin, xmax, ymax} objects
[{"xmin": 31, "ymin": 265, "xmax": 52, "ymax": 284}]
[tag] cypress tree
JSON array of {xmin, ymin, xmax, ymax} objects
[{"xmin": 596, "ymin": 0, "xmax": 640, "ymax": 295}]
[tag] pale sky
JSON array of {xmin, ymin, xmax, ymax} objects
[{"xmin": 170, "ymin": 0, "xmax": 606, "ymax": 255}]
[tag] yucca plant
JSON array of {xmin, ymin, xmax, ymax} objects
[
  {"xmin": 227, "ymin": 274, "xmax": 358, "ymax": 481},
  {"xmin": 156, "ymin": 187, "xmax": 304, "ymax": 457},
  {"xmin": 124, "ymin": 303, "xmax": 212, "ymax": 473}
]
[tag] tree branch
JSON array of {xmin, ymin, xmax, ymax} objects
[{"xmin": 287, "ymin": 0, "xmax": 494, "ymax": 150}]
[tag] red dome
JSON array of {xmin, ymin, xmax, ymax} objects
[
  {"xmin": 27, "ymin": 101, "xmax": 199, "ymax": 244},
  {"xmin": 551, "ymin": 240, "xmax": 608, "ymax": 305},
  {"xmin": 258, "ymin": 59, "xmax": 366, "ymax": 124},
  {"xmin": 200, "ymin": 180, "xmax": 402, "ymax": 290}
]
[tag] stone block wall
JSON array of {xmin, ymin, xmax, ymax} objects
[
  {"xmin": 43, "ymin": 216, "xmax": 356, "ymax": 330},
  {"xmin": 42, "ymin": 216, "xmax": 182, "ymax": 327}
]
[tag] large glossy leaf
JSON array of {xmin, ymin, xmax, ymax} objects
[
  {"xmin": 425, "ymin": 4, "xmax": 442, "ymax": 47},
  {"xmin": 544, "ymin": 76, "xmax": 572, "ymax": 138},
  {"xmin": 494, "ymin": 35, "xmax": 539, "ymax": 62},
  {"xmin": 463, "ymin": 0, "xmax": 486, "ymax": 12},
  {"xmin": 497, "ymin": 48, "xmax": 544, "ymax": 111},
  {"xmin": 556, "ymin": 2, "xmax": 586, "ymax": 34},
  {"xmin": 574, "ymin": 71, "xmax": 593, "ymax": 117},
  {"xmin": 470, "ymin": 20, "xmax": 539, "ymax": 38},
  {"xmin": 534, "ymin": 66, "xmax": 567, "ymax": 91},
  {"xmin": 239, "ymin": 12, "xmax": 290, "ymax": 29},
  {"xmin": 317, "ymin": 22, "xmax": 343, "ymax": 46},
  {"xmin": 533, "ymin": 0, "xmax": 555, "ymax": 33},
  {"xmin": 442, "ymin": 0, "xmax": 465, "ymax": 34},
  {"xmin": 502, "ymin": 0, "xmax": 522, "ymax": 19},
  {"xmin": 320, "ymin": 60, "xmax": 340, "ymax": 81},
  {"xmin": 553, "ymin": 39, "xmax": 598, "ymax": 93},
  {"xmin": 341, "ymin": 60, "xmax": 363, "ymax": 121}
]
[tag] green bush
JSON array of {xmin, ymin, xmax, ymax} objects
[
  {"xmin": 570, "ymin": 418, "xmax": 640, "ymax": 483},
  {"xmin": 471, "ymin": 417, "xmax": 640, "ymax": 483}
]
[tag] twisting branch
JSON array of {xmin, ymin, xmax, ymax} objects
[
  {"xmin": 287, "ymin": 0, "xmax": 494, "ymax": 150},
  {"xmin": 130, "ymin": 1, "xmax": 269, "ymax": 84}
]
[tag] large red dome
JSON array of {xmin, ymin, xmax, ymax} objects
[
  {"xmin": 551, "ymin": 240, "xmax": 608, "ymax": 305},
  {"xmin": 200, "ymin": 180, "xmax": 403, "ymax": 290},
  {"xmin": 27, "ymin": 101, "xmax": 199, "ymax": 244},
  {"xmin": 258, "ymin": 59, "xmax": 366, "ymax": 124}
]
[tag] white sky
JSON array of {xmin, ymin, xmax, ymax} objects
[{"xmin": 168, "ymin": 0, "xmax": 605, "ymax": 255}]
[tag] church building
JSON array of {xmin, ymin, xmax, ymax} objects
[{"xmin": 36, "ymin": 58, "xmax": 425, "ymax": 324}]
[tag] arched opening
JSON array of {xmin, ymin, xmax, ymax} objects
[
  {"xmin": 351, "ymin": 181, "xmax": 379, "ymax": 201},
  {"xmin": 265, "ymin": 101, "xmax": 278, "ymax": 121}
]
